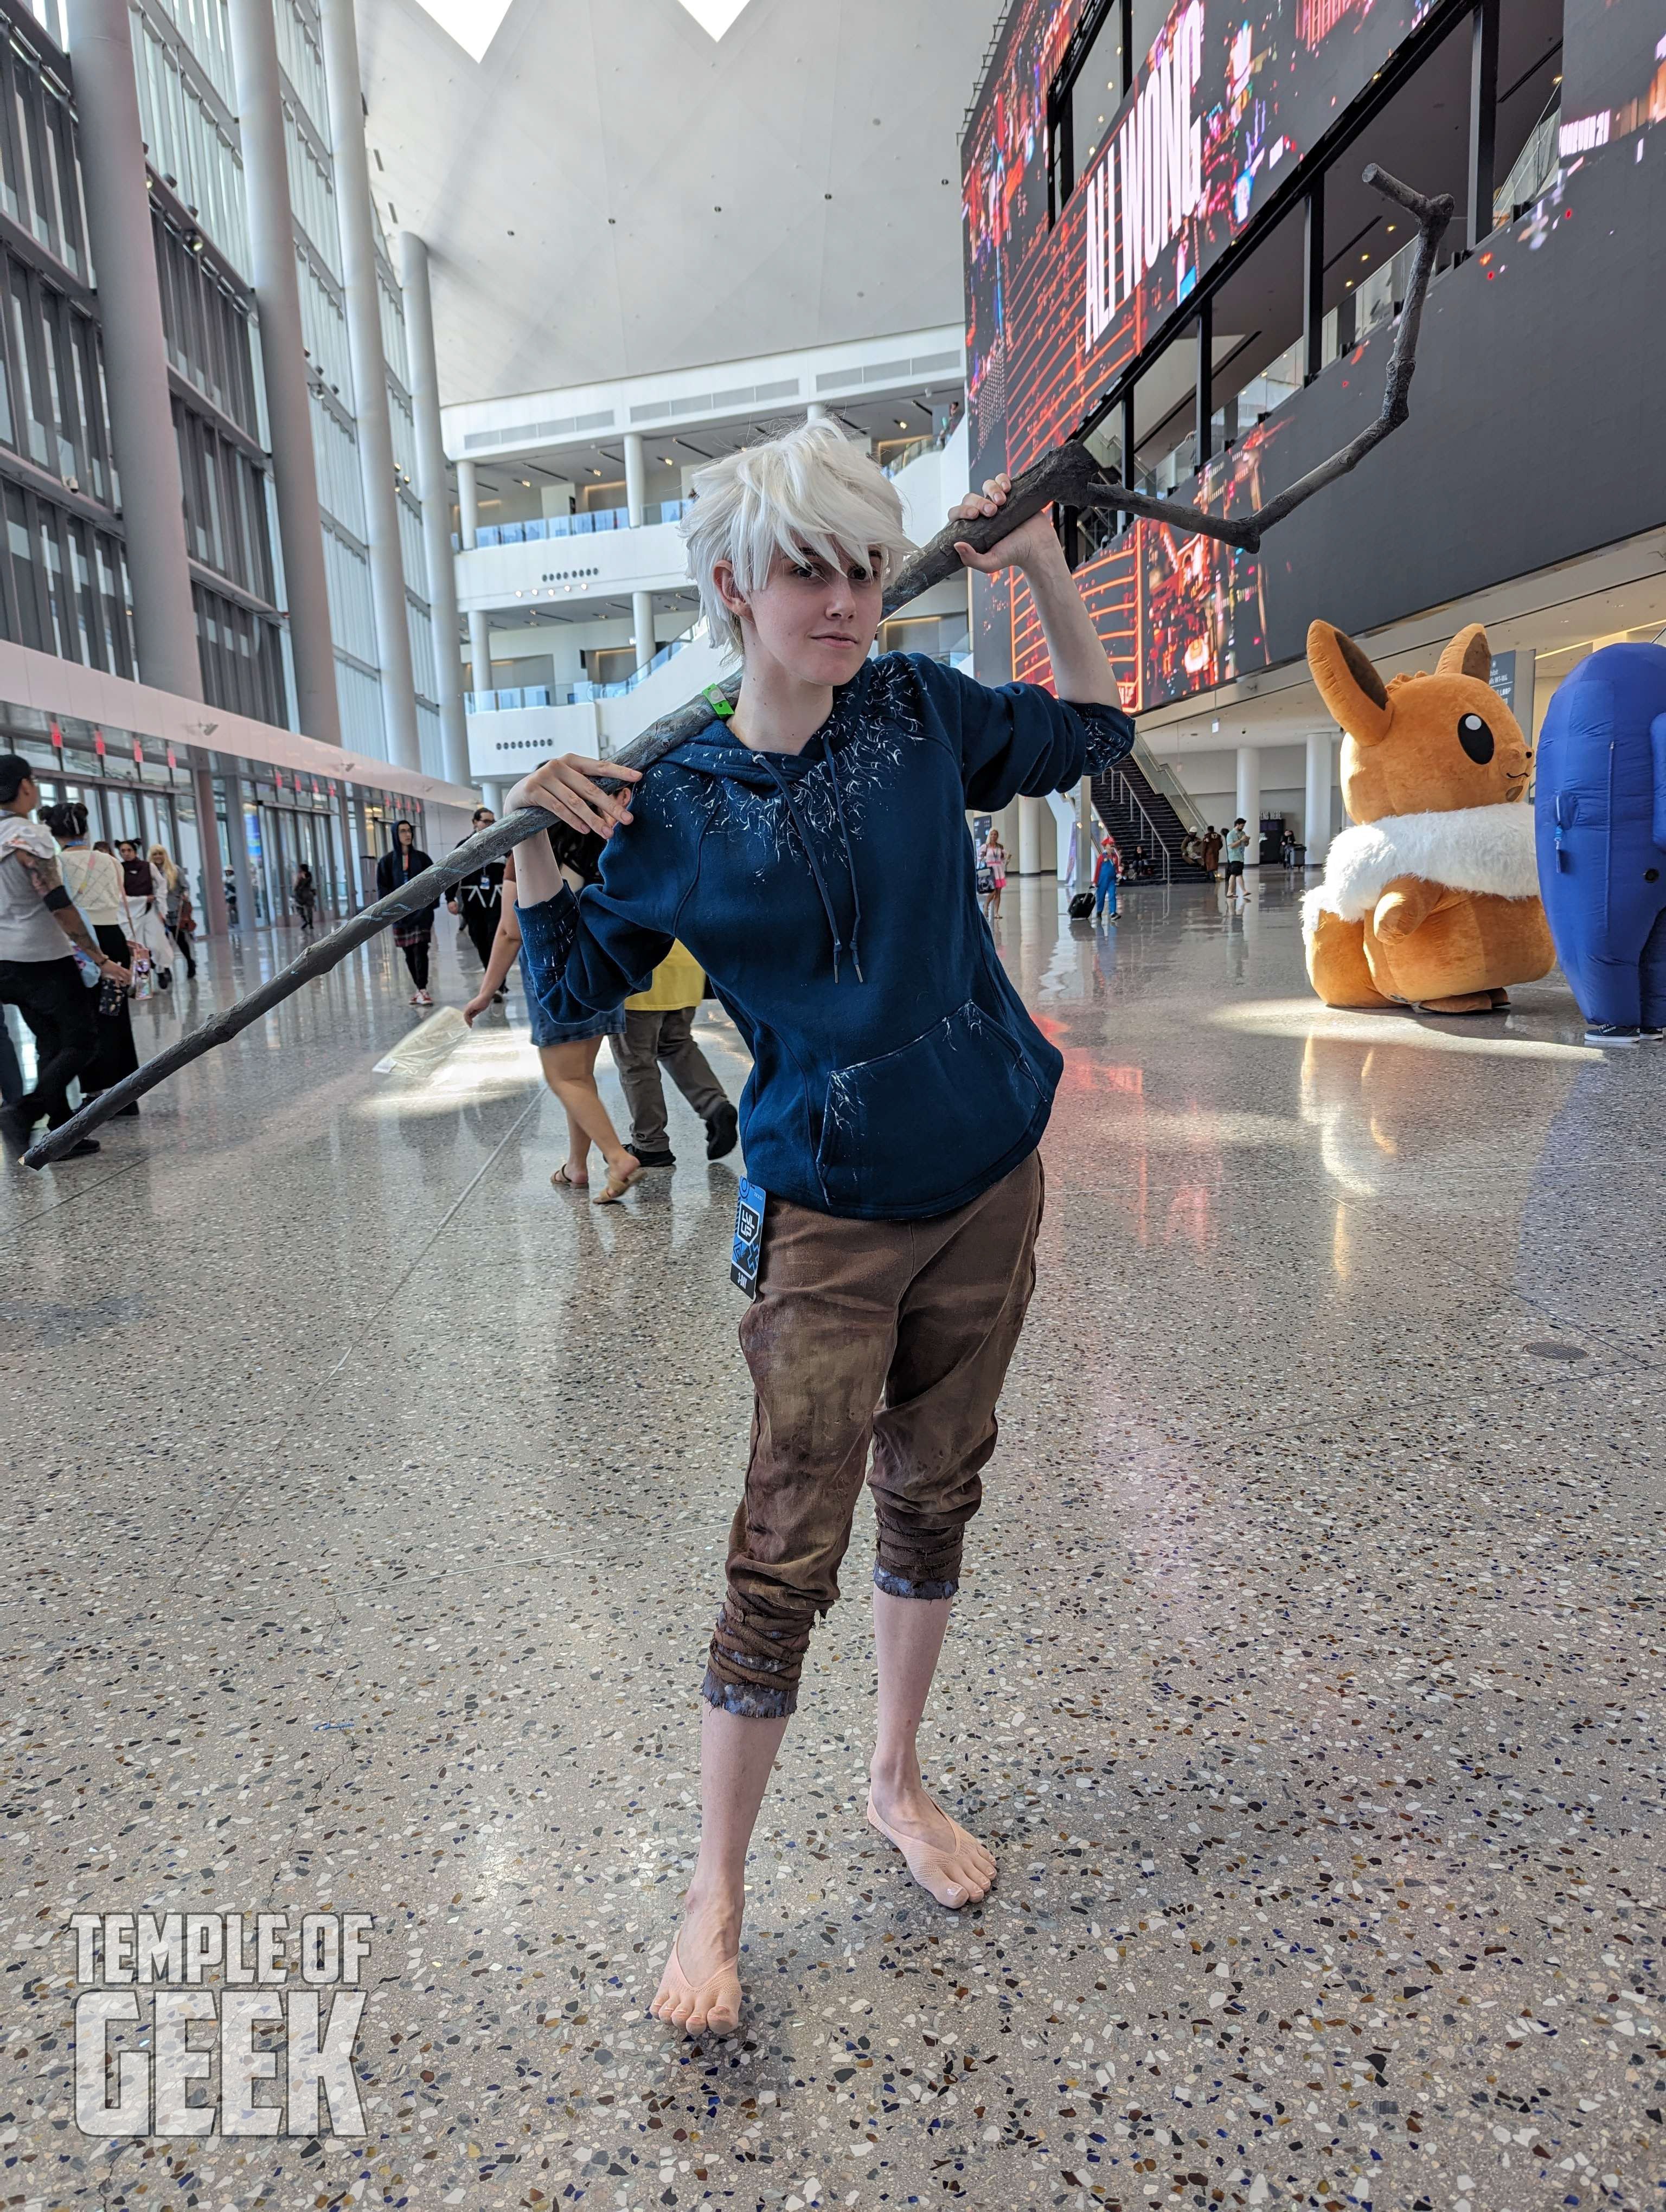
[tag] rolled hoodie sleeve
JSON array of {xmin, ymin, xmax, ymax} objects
[{"xmin": 516, "ymin": 790, "xmax": 701, "ymax": 1038}]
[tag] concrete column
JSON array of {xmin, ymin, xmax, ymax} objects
[
  {"xmin": 65, "ymin": 0, "xmax": 202, "ymax": 702},
  {"xmin": 192, "ymin": 766, "xmax": 229, "ymax": 936},
  {"xmin": 457, "ymin": 458, "xmax": 479, "ymax": 549},
  {"xmin": 227, "ymin": 0, "xmax": 341, "ymax": 745},
  {"xmin": 351, "ymin": 788, "xmax": 374, "ymax": 903},
  {"xmin": 1304, "ymin": 731, "xmax": 1335, "ymax": 867},
  {"xmin": 223, "ymin": 774, "xmax": 257, "ymax": 931},
  {"xmin": 468, "ymin": 610, "xmax": 491, "ymax": 697},
  {"xmin": 1077, "ymin": 775, "xmax": 1093, "ymax": 889},
  {"xmin": 480, "ymin": 779, "xmax": 507, "ymax": 814},
  {"xmin": 1235, "ymin": 745, "xmax": 1262, "ymax": 864},
  {"xmin": 1017, "ymin": 794, "xmax": 1043, "ymax": 875},
  {"xmin": 394, "ymin": 231, "xmax": 470, "ymax": 788},
  {"xmin": 336, "ymin": 784, "xmax": 357, "ymax": 906},
  {"xmin": 624, "ymin": 430, "xmax": 646, "ymax": 529},
  {"xmin": 318, "ymin": 0, "xmax": 421, "ymax": 771},
  {"xmin": 807, "ymin": 402, "xmax": 829, "ymax": 423},
  {"xmin": 632, "ymin": 588, "xmax": 655, "ymax": 673}
]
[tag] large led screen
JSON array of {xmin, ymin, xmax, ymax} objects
[
  {"xmin": 968, "ymin": 0, "xmax": 1666, "ymax": 712},
  {"xmin": 964, "ymin": 0, "xmax": 1434, "ymax": 497}
]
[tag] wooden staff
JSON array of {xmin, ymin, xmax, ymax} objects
[{"xmin": 24, "ymin": 167, "xmax": 1449, "ymax": 1169}]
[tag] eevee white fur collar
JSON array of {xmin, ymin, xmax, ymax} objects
[{"xmin": 1302, "ymin": 802, "xmax": 1540, "ymax": 934}]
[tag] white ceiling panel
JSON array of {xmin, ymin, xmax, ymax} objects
[{"xmin": 356, "ymin": 0, "xmax": 1003, "ymax": 406}]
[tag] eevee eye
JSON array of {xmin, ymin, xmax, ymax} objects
[{"xmin": 1458, "ymin": 712, "xmax": 1494, "ymax": 764}]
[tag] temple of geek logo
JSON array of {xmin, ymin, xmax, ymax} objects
[{"xmin": 68, "ymin": 1911, "xmax": 374, "ymax": 2138}]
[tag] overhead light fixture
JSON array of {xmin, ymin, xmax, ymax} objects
[
  {"xmin": 405, "ymin": 0, "xmax": 515, "ymax": 64},
  {"xmin": 671, "ymin": 0, "xmax": 754, "ymax": 36}
]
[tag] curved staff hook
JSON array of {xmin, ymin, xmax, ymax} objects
[{"xmin": 24, "ymin": 167, "xmax": 1449, "ymax": 1170}]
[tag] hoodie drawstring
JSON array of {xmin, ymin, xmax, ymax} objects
[
  {"xmin": 824, "ymin": 743, "xmax": 864, "ymax": 983},
  {"xmin": 756, "ymin": 750, "xmax": 864, "ymax": 984}
]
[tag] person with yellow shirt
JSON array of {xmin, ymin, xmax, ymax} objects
[{"xmin": 610, "ymin": 940, "xmax": 738, "ymax": 1170}]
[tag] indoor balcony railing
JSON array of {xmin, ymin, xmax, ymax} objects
[{"xmin": 457, "ymin": 500, "xmax": 688, "ymax": 550}]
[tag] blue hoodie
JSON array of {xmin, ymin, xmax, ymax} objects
[{"xmin": 518, "ymin": 652, "xmax": 1133, "ymax": 1219}]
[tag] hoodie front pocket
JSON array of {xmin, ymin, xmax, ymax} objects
[{"xmin": 815, "ymin": 1000, "xmax": 1045, "ymax": 1214}]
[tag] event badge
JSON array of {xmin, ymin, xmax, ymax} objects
[{"xmin": 731, "ymin": 1179, "xmax": 766, "ymax": 1298}]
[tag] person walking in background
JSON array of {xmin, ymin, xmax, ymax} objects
[
  {"xmin": 608, "ymin": 939, "xmax": 739, "ymax": 1171},
  {"xmin": 1223, "ymin": 817, "xmax": 1251, "ymax": 904},
  {"xmin": 172, "ymin": 877, "xmax": 197, "ymax": 978},
  {"xmin": 223, "ymin": 867, "xmax": 238, "ymax": 928},
  {"xmin": 150, "ymin": 845, "xmax": 196, "ymax": 978},
  {"xmin": 448, "ymin": 808, "xmax": 505, "ymax": 997},
  {"xmin": 116, "ymin": 839, "xmax": 172, "ymax": 986},
  {"xmin": 375, "ymin": 820, "xmax": 437, "ymax": 1005},
  {"xmin": 977, "ymin": 827, "xmax": 1007, "ymax": 923},
  {"xmin": 1093, "ymin": 833, "xmax": 1119, "ymax": 921},
  {"xmin": 0, "ymin": 756, "xmax": 129, "ymax": 1157},
  {"xmin": 46, "ymin": 803, "xmax": 141, "ymax": 1104},
  {"xmin": 462, "ymin": 839, "xmax": 643, "ymax": 1201},
  {"xmin": 292, "ymin": 862, "xmax": 318, "ymax": 931},
  {"xmin": 1202, "ymin": 824, "xmax": 1222, "ymax": 880}
]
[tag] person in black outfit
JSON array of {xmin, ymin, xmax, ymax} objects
[
  {"xmin": 292, "ymin": 863, "xmax": 319, "ymax": 930},
  {"xmin": 375, "ymin": 820, "xmax": 437, "ymax": 1005},
  {"xmin": 447, "ymin": 807, "xmax": 506, "ymax": 1000}
]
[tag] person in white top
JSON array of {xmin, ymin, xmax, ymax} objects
[
  {"xmin": 114, "ymin": 838, "xmax": 175, "ymax": 981},
  {"xmin": 0, "ymin": 756, "xmax": 130, "ymax": 1155}
]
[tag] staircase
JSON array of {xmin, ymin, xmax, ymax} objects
[{"xmin": 1090, "ymin": 756, "xmax": 1213, "ymax": 882}]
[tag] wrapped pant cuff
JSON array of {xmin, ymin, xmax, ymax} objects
[
  {"xmin": 873, "ymin": 1565, "xmax": 959, "ymax": 1602},
  {"xmin": 701, "ymin": 1666, "xmax": 797, "ymax": 1719}
]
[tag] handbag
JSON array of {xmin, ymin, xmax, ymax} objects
[{"xmin": 976, "ymin": 863, "xmax": 996, "ymax": 895}]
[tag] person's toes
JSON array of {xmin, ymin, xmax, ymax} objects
[
  {"xmin": 924, "ymin": 1859, "xmax": 971, "ymax": 1907},
  {"xmin": 945, "ymin": 1854, "xmax": 984, "ymax": 1902}
]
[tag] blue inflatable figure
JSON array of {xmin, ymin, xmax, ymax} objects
[{"xmin": 1534, "ymin": 641, "xmax": 1666, "ymax": 1044}]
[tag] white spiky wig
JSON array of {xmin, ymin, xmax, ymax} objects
[{"xmin": 681, "ymin": 419, "xmax": 915, "ymax": 661}]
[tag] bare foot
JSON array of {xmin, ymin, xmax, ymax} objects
[
  {"xmin": 867, "ymin": 1774, "xmax": 995, "ymax": 1908},
  {"xmin": 649, "ymin": 1882, "xmax": 742, "ymax": 2036},
  {"xmin": 552, "ymin": 1162, "xmax": 588, "ymax": 1189}
]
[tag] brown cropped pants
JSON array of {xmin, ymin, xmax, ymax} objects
[{"xmin": 702, "ymin": 1151, "xmax": 1043, "ymax": 1718}]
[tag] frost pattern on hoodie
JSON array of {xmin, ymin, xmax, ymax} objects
[
  {"xmin": 670, "ymin": 655, "xmax": 927, "ymax": 866},
  {"xmin": 664, "ymin": 654, "xmax": 1131, "ymax": 866}
]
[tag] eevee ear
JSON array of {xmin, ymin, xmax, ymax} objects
[
  {"xmin": 1438, "ymin": 623, "xmax": 1492, "ymax": 681},
  {"xmin": 1307, "ymin": 620, "xmax": 1393, "ymax": 747}
]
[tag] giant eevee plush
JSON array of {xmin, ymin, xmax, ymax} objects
[{"xmin": 1302, "ymin": 619, "xmax": 1554, "ymax": 1013}]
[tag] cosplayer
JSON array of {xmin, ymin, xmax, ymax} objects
[
  {"xmin": 1534, "ymin": 640, "xmax": 1666, "ymax": 1044},
  {"xmin": 1302, "ymin": 619, "xmax": 1553, "ymax": 1013},
  {"xmin": 503, "ymin": 420, "xmax": 1134, "ymax": 2037}
]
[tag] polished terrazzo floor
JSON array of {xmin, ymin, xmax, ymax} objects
[{"xmin": 2, "ymin": 876, "xmax": 1661, "ymax": 2212}]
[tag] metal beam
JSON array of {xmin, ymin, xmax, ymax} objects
[
  {"xmin": 65, "ymin": 0, "xmax": 202, "ymax": 702},
  {"xmin": 1303, "ymin": 179, "xmax": 1326, "ymax": 383},
  {"xmin": 1468, "ymin": 0, "xmax": 1500, "ymax": 251},
  {"xmin": 227, "ymin": 0, "xmax": 342, "ymax": 747}
]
